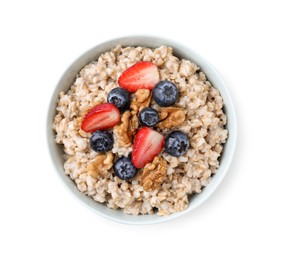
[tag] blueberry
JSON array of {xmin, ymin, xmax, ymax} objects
[
  {"xmin": 107, "ymin": 87, "xmax": 130, "ymax": 113},
  {"xmin": 139, "ymin": 107, "xmax": 159, "ymax": 127},
  {"xmin": 152, "ymin": 80, "xmax": 179, "ymax": 107},
  {"xmin": 114, "ymin": 157, "xmax": 137, "ymax": 180},
  {"xmin": 165, "ymin": 131, "xmax": 189, "ymax": 157},
  {"xmin": 90, "ymin": 131, "xmax": 113, "ymax": 152}
]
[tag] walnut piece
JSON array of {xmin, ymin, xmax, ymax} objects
[
  {"xmin": 141, "ymin": 156, "xmax": 167, "ymax": 191},
  {"xmin": 113, "ymin": 111, "xmax": 139, "ymax": 147},
  {"xmin": 130, "ymin": 89, "xmax": 152, "ymax": 115},
  {"xmin": 87, "ymin": 152, "xmax": 114, "ymax": 178},
  {"xmin": 158, "ymin": 107, "xmax": 186, "ymax": 129},
  {"xmin": 130, "ymin": 114, "xmax": 139, "ymax": 135},
  {"xmin": 113, "ymin": 90, "xmax": 150, "ymax": 147}
]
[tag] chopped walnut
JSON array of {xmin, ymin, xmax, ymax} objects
[
  {"xmin": 114, "ymin": 111, "xmax": 132, "ymax": 147},
  {"xmin": 112, "ymin": 90, "xmax": 151, "ymax": 148},
  {"xmin": 87, "ymin": 152, "xmax": 114, "ymax": 178},
  {"xmin": 130, "ymin": 89, "xmax": 152, "ymax": 115},
  {"xmin": 113, "ymin": 111, "xmax": 139, "ymax": 147},
  {"xmin": 130, "ymin": 114, "xmax": 139, "ymax": 135},
  {"xmin": 141, "ymin": 156, "xmax": 167, "ymax": 192},
  {"xmin": 157, "ymin": 107, "xmax": 186, "ymax": 129}
]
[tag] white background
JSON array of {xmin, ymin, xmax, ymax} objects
[{"xmin": 0, "ymin": 0, "xmax": 285, "ymax": 259}]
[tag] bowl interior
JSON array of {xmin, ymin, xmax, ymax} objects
[{"xmin": 47, "ymin": 36, "xmax": 237, "ymax": 224}]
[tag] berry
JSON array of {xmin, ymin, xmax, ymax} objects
[
  {"xmin": 107, "ymin": 87, "xmax": 130, "ymax": 113},
  {"xmin": 152, "ymin": 80, "xmax": 179, "ymax": 107},
  {"xmin": 118, "ymin": 61, "xmax": 160, "ymax": 92},
  {"xmin": 165, "ymin": 131, "xmax": 189, "ymax": 157},
  {"xmin": 81, "ymin": 103, "xmax": 120, "ymax": 133},
  {"xmin": 139, "ymin": 107, "xmax": 159, "ymax": 127},
  {"xmin": 90, "ymin": 131, "xmax": 114, "ymax": 152},
  {"xmin": 132, "ymin": 127, "xmax": 164, "ymax": 168},
  {"xmin": 114, "ymin": 157, "xmax": 137, "ymax": 181}
]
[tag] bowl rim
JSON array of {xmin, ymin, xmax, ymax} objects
[{"xmin": 47, "ymin": 35, "xmax": 237, "ymax": 225}]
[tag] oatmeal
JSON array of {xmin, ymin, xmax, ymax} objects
[{"xmin": 53, "ymin": 45, "xmax": 228, "ymax": 216}]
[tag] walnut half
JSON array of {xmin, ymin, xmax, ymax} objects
[
  {"xmin": 87, "ymin": 152, "xmax": 114, "ymax": 178},
  {"xmin": 157, "ymin": 107, "xmax": 186, "ymax": 129},
  {"xmin": 130, "ymin": 89, "xmax": 152, "ymax": 115},
  {"xmin": 113, "ymin": 89, "xmax": 151, "ymax": 148},
  {"xmin": 141, "ymin": 156, "xmax": 167, "ymax": 192},
  {"xmin": 113, "ymin": 110, "xmax": 139, "ymax": 147}
]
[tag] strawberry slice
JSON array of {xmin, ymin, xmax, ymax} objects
[
  {"xmin": 118, "ymin": 61, "xmax": 160, "ymax": 92},
  {"xmin": 81, "ymin": 103, "xmax": 120, "ymax": 133},
  {"xmin": 132, "ymin": 127, "xmax": 164, "ymax": 168}
]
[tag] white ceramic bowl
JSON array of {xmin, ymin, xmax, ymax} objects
[{"xmin": 47, "ymin": 36, "xmax": 237, "ymax": 224}]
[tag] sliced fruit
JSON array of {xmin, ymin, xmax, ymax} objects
[
  {"xmin": 118, "ymin": 61, "xmax": 160, "ymax": 92},
  {"xmin": 81, "ymin": 103, "xmax": 120, "ymax": 133},
  {"xmin": 132, "ymin": 127, "xmax": 164, "ymax": 168}
]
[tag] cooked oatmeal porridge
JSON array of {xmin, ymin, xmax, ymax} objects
[{"xmin": 53, "ymin": 45, "xmax": 228, "ymax": 216}]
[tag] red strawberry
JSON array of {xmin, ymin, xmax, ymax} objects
[
  {"xmin": 132, "ymin": 127, "xmax": 164, "ymax": 168},
  {"xmin": 81, "ymin": 103, "xmax": 120, "ymax": 133},
  {"xmin": 118, "ymin": 61, "xmax": 160, "ymax": 92}
]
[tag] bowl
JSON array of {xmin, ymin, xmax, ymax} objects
[{"xmin": 47, "ymin": 36, "xmax": 237, "ymax": 224}]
